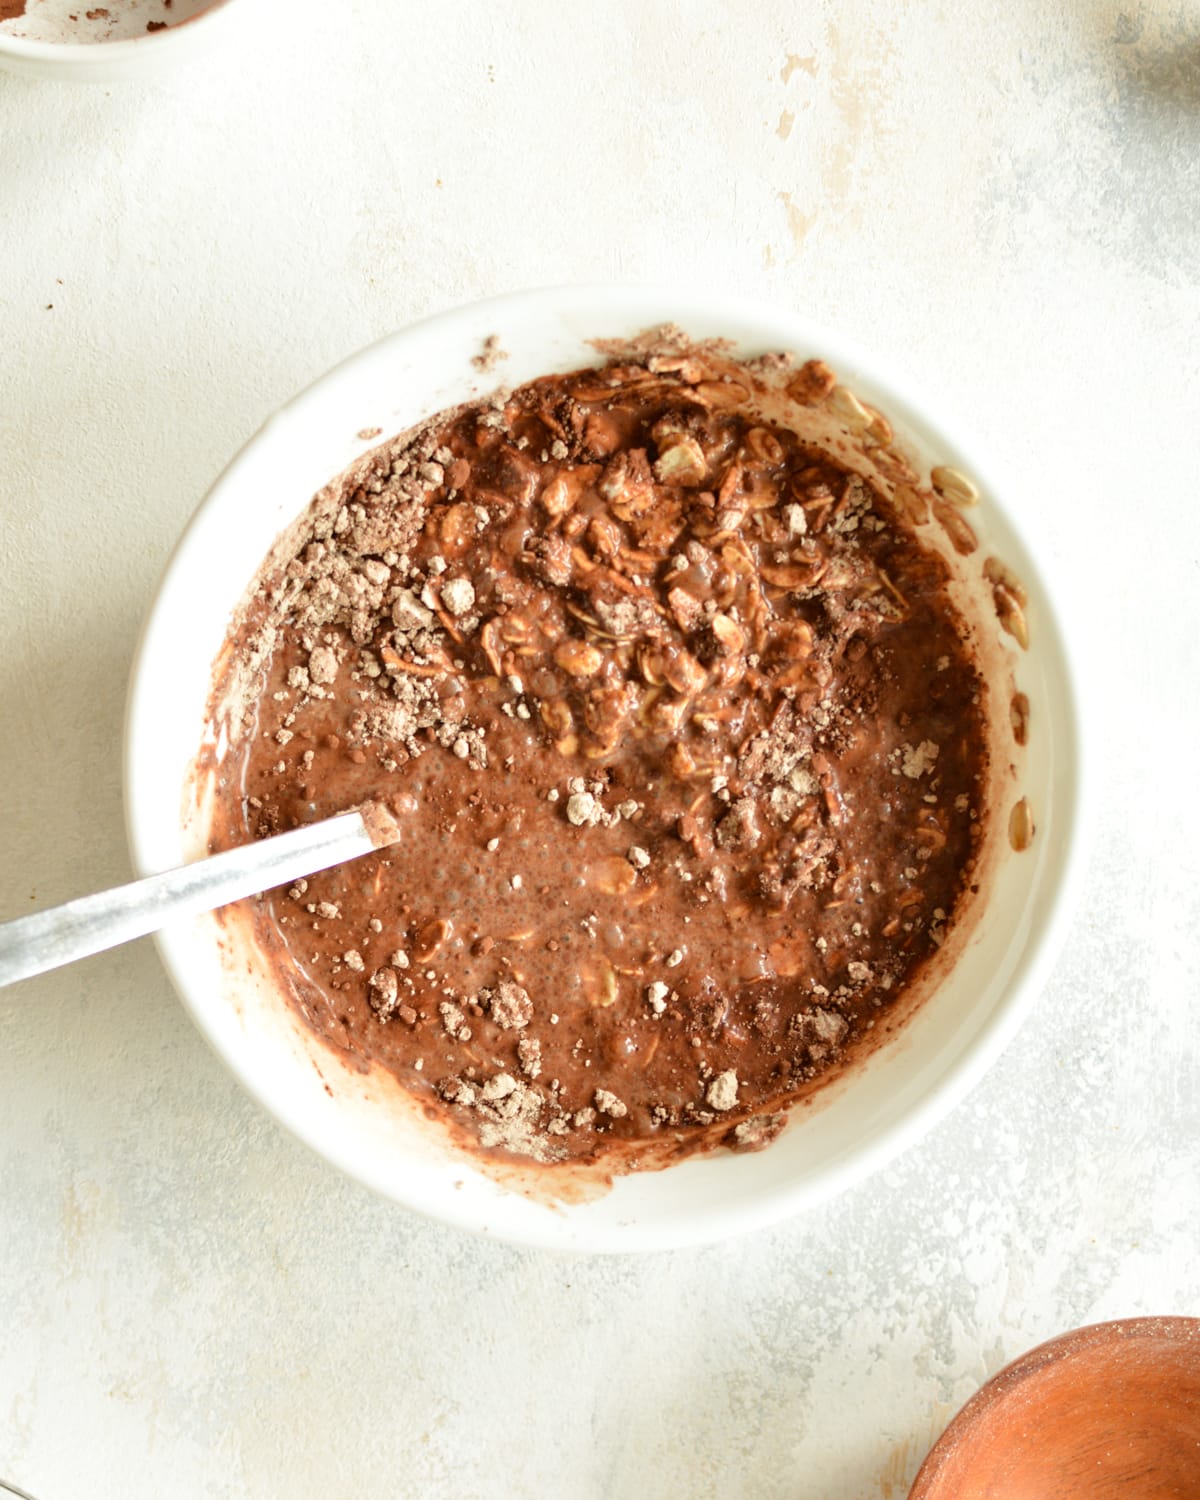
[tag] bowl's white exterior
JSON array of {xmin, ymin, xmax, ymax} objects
[
  {"xmin": 125, "ymin": 286, "xmax": 1088, "ymax": 1252},
  {"xmin": 0, "ymin": 0, "xmax": 243, "ymax": 81}
]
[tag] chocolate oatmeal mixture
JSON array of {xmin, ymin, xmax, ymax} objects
[{"xmin": 206, "ymin": 344, "xmax": 992, "ymax": 1169}]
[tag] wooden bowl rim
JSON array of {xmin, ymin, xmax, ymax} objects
[{"xmin": 908, "ymin": 1316, "xmax": 1200, "ymax": 1498}]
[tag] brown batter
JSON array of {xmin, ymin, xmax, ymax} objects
[{"xmin": 207, "ymin": 346, "xmax": 991, "ymax": 1168}]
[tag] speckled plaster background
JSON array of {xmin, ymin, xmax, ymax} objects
[{"xmin": 1, "ymin": 2, "xmax": 1198, "ymax": 1496}]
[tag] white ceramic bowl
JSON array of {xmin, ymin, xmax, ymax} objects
[
  {"xmin": 126, "ymin": 286, "xmax": 1087, "ymax": 1252},
  {"xmin": 0, "ymin": 0, "xmax": 245, "ymax": 82}
]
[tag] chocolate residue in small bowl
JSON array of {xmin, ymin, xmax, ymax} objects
[{"xmin": 1, "ymin": 0, "xmax": 211, "ymax": 43}]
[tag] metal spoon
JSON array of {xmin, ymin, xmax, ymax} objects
[
  {"xmin": 1, "ymin": 1479, "xmax": 41, "ymax": 1500},
  {"xmin": 0, "ymin": 803, "xmax": 402, "ymax": 990}
]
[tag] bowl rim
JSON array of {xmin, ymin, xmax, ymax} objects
[
  {"xmin": 908, "ymin": 1316, "xmax": 1200, "ymax": 1495},
  {"xmin": 124, "ymin": 283, "xmax": 1093, "ymax": 1251},
  {"xmin": 0, "ymin": 0, "xmax": 238, "ymax": 62}
]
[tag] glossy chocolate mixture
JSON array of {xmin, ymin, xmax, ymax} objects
[{"xmin": 207, "ymin": 349, "xmax": 991, "ymax": 1168}]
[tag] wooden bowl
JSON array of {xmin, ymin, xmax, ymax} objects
[{"xmin": 909, "ymin": 1317, "xmax": 1200, "ymax": 1498}]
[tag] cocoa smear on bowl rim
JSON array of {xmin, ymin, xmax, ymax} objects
[{"xmin": 0, "ymin": 0, "xmax": 219, "ymax": 41}]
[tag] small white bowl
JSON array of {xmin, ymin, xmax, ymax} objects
[
  {"xmin": 0, "ymin": 0, "xmax": 244, "ymax": 82},
  {"xmin": 126, "ymin": 286, "xmax": 1088, "ymax": 1252}
]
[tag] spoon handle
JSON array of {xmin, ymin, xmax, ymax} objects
[{"xmin": 0, "ymin": 809, "xmax": 390, "ymax": 990}]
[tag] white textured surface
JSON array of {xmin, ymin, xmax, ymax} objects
[{"xmin": 1, "ymin": 2, "xmax": 1198, "ymax": 1495}]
